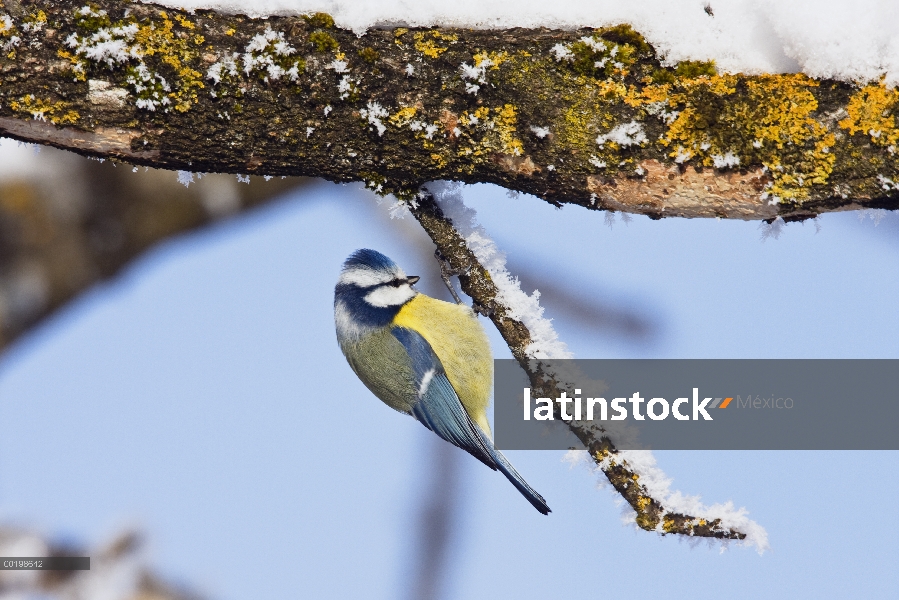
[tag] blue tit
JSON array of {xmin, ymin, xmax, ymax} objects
[{"xmin": 334, "ymin": 249, "xmax": 550, "ymax": 515}]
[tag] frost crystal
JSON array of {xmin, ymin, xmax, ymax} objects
[
  {"xmin": 596, "ymin": 121, "xmax": 648, "ymax": 147},
  {"xmin": 65, "ymin": 23, "xmax": 140, "ymax": 67},
  {"xmin": 207, "ymin": 53, "xmax": 239, "ymax": 85},
  {"xmin": 550, "ymin": 43, "xmax": 573, "ymax": 62},
  {"xmin": 759, "ymin": 216, "xmax": 785, "ymax": 241},
  {"xmin": 360, "ymin": 102, "xmax": 389, "ymax": 136},
  {"xmin": 530, "ymin": 126, "xmax": 551, "ymax": 139},
  {"xmin": 460, "ymin": 57, "xmax": 494, "ymax": 95},
  {"xmin": 673, "ymin": 147, "xmax": 693, "ymax": 163},
  {"xmin": 337, "ymin": 75, "xmax": 358, "ymax": 100},
  {"xmin": 877, "ymin": 174, "xmax": 899, "ymax": 191},
  {"xmin": 589, "ymin": 156, "xmax": 607, "ymax": 169},
  {"xmin": 242, "ymin": 27, "xmax": 301, "ymax": 82},
  {"xmin": 712, "ymin": 152, "xmax": 740, "ymax": 168},
  {"xmin": 857, "ymin": 208, "xmax": 888, "ymax": 225},
  {"xmin": 176, "ymin": 171, "xmax": 195, "ymax": 187}
]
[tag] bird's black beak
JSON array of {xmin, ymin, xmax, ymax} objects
[{"xmin": 407, "ymin": 275, "xmax": 420, "ymax": 285}]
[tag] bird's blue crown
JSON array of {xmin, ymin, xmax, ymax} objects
[{"xmin": 341, "ymin": 249, "xmax": 398, "ymax": 275}]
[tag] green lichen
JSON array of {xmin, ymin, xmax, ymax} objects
[
  {"xmin": 309, "ymin": 30, "xmax": 338, "ymax": 53},
  {"xmin": 358, "ymin": 46, "xmax": 379, "ymax": 63},
  {"xmin": 567, "ymin": 34, "xmax": 640, "ymax": 79},
  {"xmin": 596, "ymin": 24, "xmax": 651, "ymax": 54},
  {"xmin": 674, "ymin": 60, "xmax": 716, "ymax": 78},
  {"xmin": 507, "ymin": 51, "xmax": 636, "ymax": 172},
  {"xmin": 303, "ymin": 12, "xmax": 334, "ymax": 30},
  {"xmin": 651, "ymin": 60, "xmax": 716, "ymax": 85}
]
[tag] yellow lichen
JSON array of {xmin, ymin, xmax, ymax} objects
[
  {"xmin": 636, "ymin": 496, "xmax": 651, "ymax": 511},
  {"xmin": 10, "ymin": 95, "xmax": 80, "ymax": 125},
  {"xmin": 624, "ymin": 82, "xmax": 670, "ymax": 107},
  {"xmin": 1, "ymin": 10, "xmax": 17, "ymax": 59},
  {"xmin": 457, "ymin": 104, "xmax": 524, "ymax": 157},
  {"xmin": 839, "ymin": 81, "xmax": 899, "ymax": 148},
  {"xmin": 662, "ymin": 516, "xmax": 678, "ymax": 533},
  {"xmin": 494, "ymin": 104, "xmax": 525, "ymax": 156},
  {"xmin": 174, "ymin": 14, "xmax": 194, "ymax": 29},
  {"xmin": 56, "ymin": 48, "xmax": 86, "ymax": 80},
  {"xmin": 23, "ymin": 9, "xmax": 47, "ymax": 28},
  {"xmin": 413, "ymin": 30, "xmax": 457, "ymax": 59},
  {"xmin": 595, "ymin": 79, "xmax": 628, "ymax": 100},
  {"xmin": 663, "ymin": 73, "xmax": 834, "ymax": 201},
  {"xmin": 133, "ymin": 13, "xmax": 206, "ymax": 112},
  {"xmin": 473, "ymin": 51, "xmax": 508, "ymax": 69},
  {"xmin": 389, "ymin": 106, "xmax": 418, "ymax": 127}
]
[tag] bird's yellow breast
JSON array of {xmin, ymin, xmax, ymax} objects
[{"xmin": 393, "ymin": 294, "xmax": 493, "ymax": 436}]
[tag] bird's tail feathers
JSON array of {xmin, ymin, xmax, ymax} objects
[{"xmin": 487, "ymin": 443, "xmax": 551, "ymax": 515}]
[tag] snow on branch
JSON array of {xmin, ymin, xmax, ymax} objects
[
  {"xmin": 406, "ymin": 187, "xmax": 765, "ymax": 547},
  {"xmin": 0, "ymin": 0, "xmax": 896, "ymax": 221}
]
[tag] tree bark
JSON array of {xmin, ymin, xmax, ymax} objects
[{"xmin": 0, "ymin": 0, "xmax": 897, "ymax": 221}]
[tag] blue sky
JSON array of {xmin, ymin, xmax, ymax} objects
[{"xmin": 0, "ymin": 180, "xmax": 897, "ymax": 599}]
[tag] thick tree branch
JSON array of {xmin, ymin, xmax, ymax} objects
[
  {"xmin": 410, "ymin": 192, "xmax": 746, "ymax": 541},
  {"xmin": 0, "ymin": 0, "xmax": 897, "ymax": 221}
]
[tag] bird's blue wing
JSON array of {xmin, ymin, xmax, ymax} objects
[
  {"xmin": 391, "ymin": 325, "xmax": 551, "ymax": 515},
  {"xmin": 391, "ymin": 326, "xmax": 496, "ymax": 469}
]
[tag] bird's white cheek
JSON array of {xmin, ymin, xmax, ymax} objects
[{"xmin": 364, "ymin": 285, "xmax": 416, "ymax": 307}]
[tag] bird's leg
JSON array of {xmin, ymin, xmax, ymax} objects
[{"xmin": 435, "ymin": 249, "xmax": 465, "ymax": 305}]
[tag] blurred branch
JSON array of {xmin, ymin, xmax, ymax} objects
[
  {"xmin": 0, "ymin": 1, "xmax": 897, "ymax": 221},
  {"xmin": 409, "ymin": 192, "xmax": 746, "ymax": 541},
  {"xmin": 0, "ymin": 146, "xmax": 307, "ymax": 352},
  {"xmin": 509, "ymin": 265, "xmax": 657, "ymax": 342},
  {"xmin": 0, "ymin": 526, "xmax": 204, "ymax": 600},
  {"xmin": 408, "ymin": 436, "xmax": 461, "ymax": 600}
]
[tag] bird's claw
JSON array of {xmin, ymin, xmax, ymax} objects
[{"xmin": 435, "ymin": 249, "xmax": 465, "ymax": 305}]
